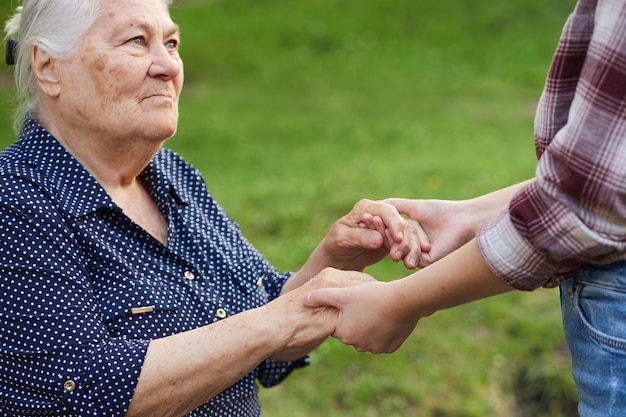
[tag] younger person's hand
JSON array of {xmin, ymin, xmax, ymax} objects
[{"xmin": 302, "ymin": 269, "xmax": 419, "ymax": 354}]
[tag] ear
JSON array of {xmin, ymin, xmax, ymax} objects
[{"xmin": 31, "ymin": 44, "xmax": 61, "ymax": 98}]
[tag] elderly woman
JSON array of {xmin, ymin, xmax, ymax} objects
[{"xmin": 0, "ymin": 0, "xmax": 422, "ymax": 416}]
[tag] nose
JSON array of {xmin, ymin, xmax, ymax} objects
[{"xmin": 148, "ymin": 43, "xmax": 183, "ymax": 80}]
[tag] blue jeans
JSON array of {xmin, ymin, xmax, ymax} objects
[{"xmin": 561, "ymin": 260, "xmax": 626, "ymax": 417}]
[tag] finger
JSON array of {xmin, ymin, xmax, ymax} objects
[
  {"xmin": 359, "ymin": 214, "xmax": 389, "ymax": 248},
  {"xmin": 404, "ymin": 225, "xmax": 429, "ymax": 269},
  {"xmin": 372, "ymin": 216, "xmax": 393, "ymax": 247},
  {"xmin": 302, "ymin": 288, "xmax": 341, "ymax": 309},
  {"xmin": 360, "ymin": 212, "xmax": 375, "ymax": 223},
  {"xmin": 383, "ymin": 198, "xmax": 417, "ymax": 218},
  {"xmin": 387, "ymin": 221, "xmax": 429, "ymax": 268},
  {"xmin": 361, "ymin": 202, "xmax": 405, "ymax": 243},
  {"xmin": 386, "ymin": 229, "xmax": 405, "ymax": 262},
  {"xmin": 410, "ymin": 219, "xmax": 431, "ymax": 252},
  {"xmin": 341, "ymin": 226, "xmax": 385, "ymax": 250},
  {"xmin": 359, "ymin": 213, "xmax": 384, "ymax": 234},
  {"xmin": 388, "ymin": 242, "xmax": 419, "ymax": 267},
  {"xmin": 345, "ymin": 271, "xmax": 377, "ymax": 283},
  {"xmin": 418, "ymin": 251, "xmax": 434, "ymax": 268}
]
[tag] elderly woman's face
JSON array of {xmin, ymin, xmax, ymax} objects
[{"xmin": 55, "ymin": 0, "xmax": 183, "ymax": 142}]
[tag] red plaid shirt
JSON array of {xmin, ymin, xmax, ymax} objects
[{"xmin": 478, "ymin": 0, "xmax": 626, "ymax": 290}]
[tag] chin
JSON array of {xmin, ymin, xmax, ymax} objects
[
  {"xmin": 141, "ymin": 118, "xmax": 179, "ymax": 142},
  {"xmin": 161, "ymin": 128, "xmax": 178, "ymax": 141},
  {"xmin": 152, "ymin": 126, "xmax": 178, "ymax": 142}
]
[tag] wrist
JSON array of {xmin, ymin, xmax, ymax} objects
[{"xmin": 459, "ymin": 199, "xmax": 502, "ymax": 238}]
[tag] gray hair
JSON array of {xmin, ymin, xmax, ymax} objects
[{"xmin": 4, "ymin": 0, "xmax": 174, "ymax": 132}]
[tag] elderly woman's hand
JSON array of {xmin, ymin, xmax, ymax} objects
[
  {"xmin": 269, "ymin": 268, "xmax": 374, "ymax": 361},
  {"xmin": 281, "ymin": 199, "xmax": 427, "ymax": 304},
  {"xmin": 320, "ymin": 199, "xmax": 429, "ymax": 271}
]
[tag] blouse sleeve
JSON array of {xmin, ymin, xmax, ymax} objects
[{"xmin": 0, "ymin": 179, "xmax": 147, "ymax": 417}]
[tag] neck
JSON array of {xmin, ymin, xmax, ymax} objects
[
  {"xmin": 35, "ymin": 112, "xmax": 170, "ymax": 245},
  {"xmin": 37, "ymin": 113, "xmax": 165, "ymax": 189}
]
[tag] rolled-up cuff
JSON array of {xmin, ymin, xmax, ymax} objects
[{"xmin": 477, "ymin": 211, "xmax": 564, "ymax": 290}]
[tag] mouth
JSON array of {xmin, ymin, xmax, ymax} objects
[{"xmin": 142, "ymin": 94, "xmax": 175, "ymax": 103}]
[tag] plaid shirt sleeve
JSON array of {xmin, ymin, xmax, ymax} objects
[{"xmin": 477, "ymin": 0, "xmax": 626, "ymax": 290}]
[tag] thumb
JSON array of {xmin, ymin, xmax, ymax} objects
[
  {"xmin": 302, "ymin": 288, "xmax": 341, "ymax": 309},
  {"xmin": 383, "ymin": 198, "xmax": 415, "ymax": 217}
]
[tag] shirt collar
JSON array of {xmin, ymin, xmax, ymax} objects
[{"xmin": 18, "ymin": 118, "xmax": 186, "ymax": 218}]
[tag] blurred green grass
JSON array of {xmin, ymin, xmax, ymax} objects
[{"xmin": 0, "ymin": 0, "xmax": 578, "ymax": 415}]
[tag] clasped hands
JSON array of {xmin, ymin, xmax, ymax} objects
[{"xmin": 293, "ymin": 199, "xmax": 432, "ymax": 355}]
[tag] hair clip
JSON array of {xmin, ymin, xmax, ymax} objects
[{"xmin": 6, "ymin": 39, "xmax": 17, "ymax": 66}]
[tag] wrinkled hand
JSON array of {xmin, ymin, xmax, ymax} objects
[
  {"xmin": 302, "ymin": 269, "xmax": 419, "ymax": 354},
  {"xmin": 270, "ymin": 269, "xmax": 375, "ymax": 361},
  {"xmin": 322, "ymin": 199, "xmax": 429, "ymax": 271}
]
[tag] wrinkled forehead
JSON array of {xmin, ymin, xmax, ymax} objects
[
  {"xmin": 89, "ymin": 0, "xmax": 178, "ymax": 35},
  {"xmin": 96, "ymin": 0, "xmax": 172, "ymax": 23},
  {"xmin": 97, "ymin": 0, "xmax": 173, "ymax": 10}
]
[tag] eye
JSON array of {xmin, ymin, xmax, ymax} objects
[
  {"xmin": 165, "ymin": 39, "xmax": 179, "ymax": 50},
  {"xmin": 127, "ymin": 36, "xmax": 145, "ymax": 46}
]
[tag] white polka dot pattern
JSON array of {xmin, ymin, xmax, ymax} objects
[{"xmin": 0, "ymin": 119, "xmax": 308, "ymax": 416}]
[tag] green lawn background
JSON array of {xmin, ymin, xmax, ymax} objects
[{"xmin": 0, "ymin": 0, "xmax": 579, "ymax": 416}]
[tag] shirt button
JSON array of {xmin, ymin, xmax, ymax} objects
[
  {"xmin": 63, "ymin": 380, "xmax": 76, "ymax": 392},
  {"xmin": 184, "ymin": 271, "xmax": 195, "ymax": 280},
  {"xmin": 216, "ymin": 308, "xmax": 227, "ymax": 319},
  {"xmin": 256, "ymin": 277, "xmax": 263, "ymax": 287}
]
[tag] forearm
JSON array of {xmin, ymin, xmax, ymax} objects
[
  {"xmin": 126, "ymin": 306, "xmax": 279, "ymax": 417},
  {"xmin": 126, "ymin": 273, "xmax": 340, "ymax": 417},
  {"xmin": 460, "ymin": 179, "xmax": 534, "ymax": 236},
  {"xmin": 390, "ymin": 238, "xmax": 514, "ymax": 319},
  {"xmin": 301, "ymin": 239, "xmax": 515, "ymax": 354}
]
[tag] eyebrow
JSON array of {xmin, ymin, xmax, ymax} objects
[{"xmin": 124, "ymin": 16, "xmax": 180, "ymax": 37}]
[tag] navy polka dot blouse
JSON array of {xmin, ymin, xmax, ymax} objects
[{"xmin": 0, "ymin": 118, "xmax": 307, "ymax": 416}]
